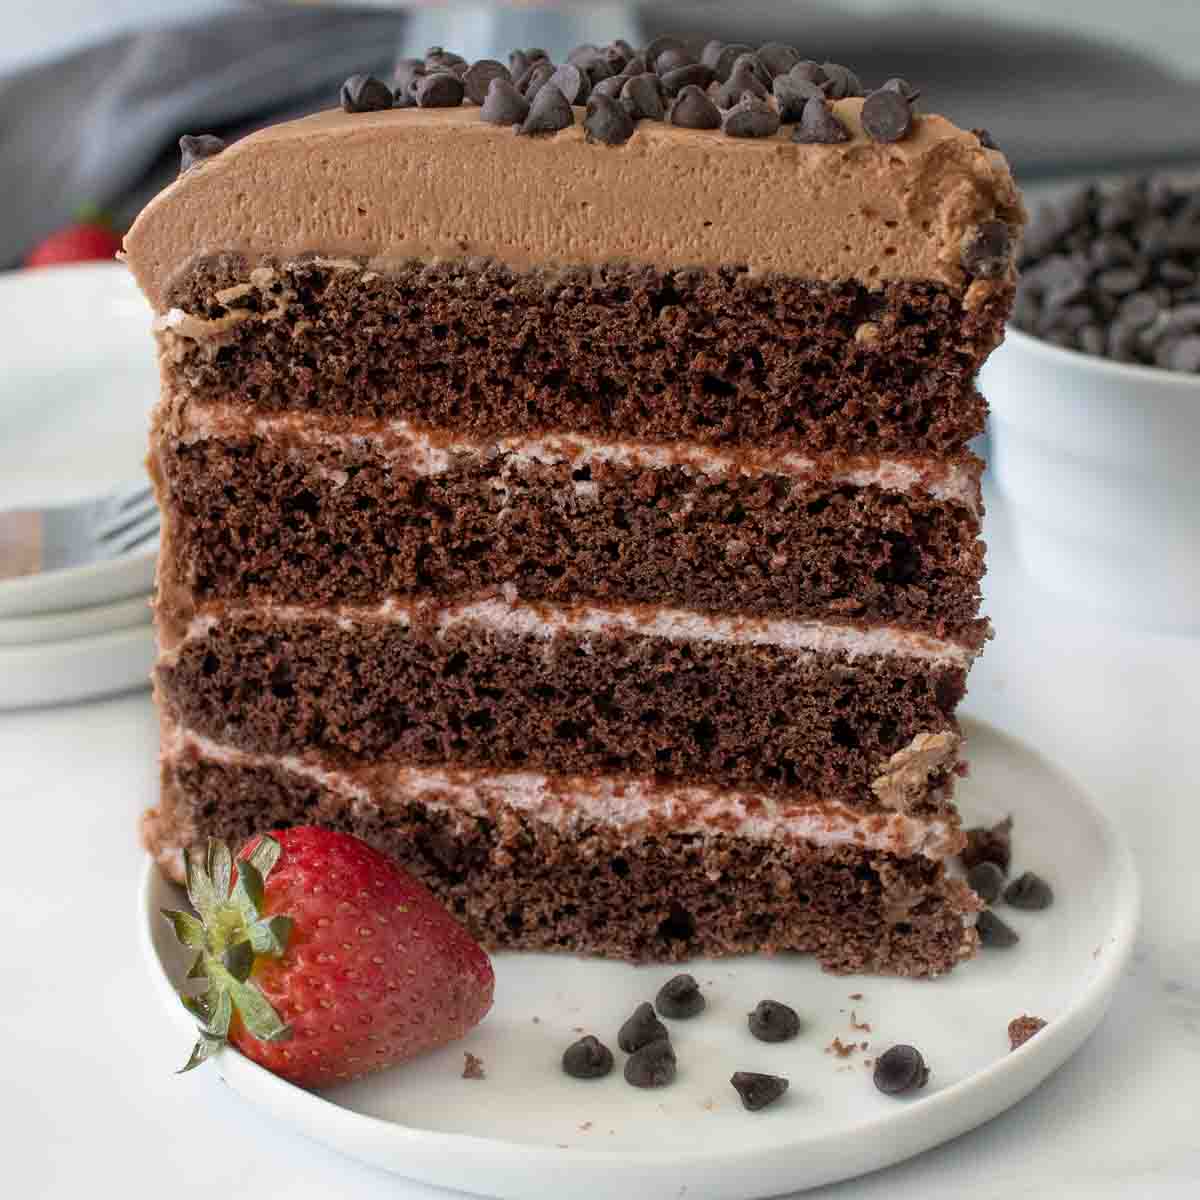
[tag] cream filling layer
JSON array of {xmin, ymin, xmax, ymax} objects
[
  {"xmin": 175, "ymin": 594, "xmax": 979, "ymax": 669},
  {"xmin": 171, "ymin": 401, "xmax": 982, "ymax": 513},
  {"xmin": 164, "ymin": 724, "xmax": 961, "ymax": 860}
]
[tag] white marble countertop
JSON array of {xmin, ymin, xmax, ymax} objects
[{"xmin": 2, "ymin": 495, "xmax": 1197, "ymax": 1199}]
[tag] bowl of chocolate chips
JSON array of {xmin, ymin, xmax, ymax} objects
[{"xmin": 982, "ymin": 171, "xmax": 1200, "ymax": 632}]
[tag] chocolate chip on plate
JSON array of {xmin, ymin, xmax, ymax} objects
[
  {"xmin": 462, "ymin": 60, "xmax": 511, "ymax": 105},
  {"xmin": 1003, "ymin": 871, "xmax": 1054, "ymax": 911},
  {"xmin": 619, "ymin": 1001, "xmax": 669, "ymax": 1053},
  {"xmin": 668, "ymin": 85, "xmax": 722, "ymax": 130},
  {"xmin": 178, "ymin": 134, "xmax": 226, "ymax": 174},
  {"xmin": 655, "ymin": 974, "xmax": 706, "ymax": 1019},
  {"xmin": 976, "ymin": 909, "xmax": 1020, "ymax": 948},
  {"xmin": 562, "ymin": 1034, "xmax": 614, "ymax": 1079},
  {"xmin": 723, "ymin": 96, "xmax": 780, "ymax": 139},
  {"xmin": 861, "ymin": 87, "xmax": 913, "ymax": 143},
  {"xmin": 584, "ymin": 93, "xmax": 636, "ymax": 145},
  {"xmin": 415, "ymin": 71, "xmax": 465, "ymax": 108},
  {"xmin": 480, "ymin": 78, "xmax": 530, "ymax": 126},
  {"xmin": 624, "ymin": 1039, "xmax": 677, "ymax": 1088},
  {"xmin": 621, "ymin": 73, "xmax": 666, "ymax": 121},
  {"xmin": 873, "ymin": 1044, "xmax": 930, "ymax": 1095},
  {"xmin": 730, "ymin": 1071, "xmax": 789, "ymax": 1111},
  {"xmin": 519, "ymin": 84, "xmax": 574, "ymax": 135},
  {"xmin": 966, "ymin": 860, "xmax": 1005, "ymax": 905},
  {"xmin": 792, "ymin": 97, "xmax": 850, "ymax": 145},
  {"xmin": 340, "ymin": 73, "xmax": 394, "ymax": 113},
  {"xmin": 748, "ymin": 999, "xmax": 801, "ymax": 1043},
  {"xmin": 961, "ymin": 816, "xmax": 1013, "ymax": 874}
]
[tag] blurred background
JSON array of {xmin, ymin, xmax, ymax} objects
[{"xmin": 5, "ymin": 1, "xmax": 1200, "ymax": 269}]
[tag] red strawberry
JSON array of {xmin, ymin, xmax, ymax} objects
[
  {"xmin": 24, "ymin": 211, "xmax": 123, "ymax": 268},
  {"xmin": 163, "ymin": 827, "xmax": 494, "ymax": 1088}
]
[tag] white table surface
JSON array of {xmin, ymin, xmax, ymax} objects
[{"xmin": 2, "ymin": 493, "xmax": 1197, "ymax": 1200}]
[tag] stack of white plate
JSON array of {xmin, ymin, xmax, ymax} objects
[{"xmin": 0, "ymin": 264, "xmax": 159, "ymax": 709}]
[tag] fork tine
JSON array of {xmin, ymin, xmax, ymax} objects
[
  {"xmin": 102, "ymin": 507, "xmax": 160, "ymax": 553},
  {"xmin": 115, "ymin": 482, "xmax": 154, "ymax": 511},
  {"xmin": 96, "ymin": 493, "xmax": 159, "ymax": 541}
]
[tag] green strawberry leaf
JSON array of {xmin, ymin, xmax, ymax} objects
[
  {"xmin": 226, "ymin": 975, "xmax": 291, "ymax": 1043},
  {"xmin": 178, "ymin": 1033, "xmax": 223, "ymax": 1074},
  {"xmin": 244, "ymin": 834, "xmax": 282, "ymax": 882},
  {"xmin": 185, "ymin": 951, "xmax": 207, "ymax": 981},
  {"xmin": 230, "ymin": 858, "xmax": 265, "ymax": 924},
  {"xmin": 207, "ymin": 986, "xmax": 233, "ymax": 1039},
  {"xmin": 222, "ymin": 940, "xmax": 255, "ymax": 982},
  {"xmin": 161, "ymin": 908, "xmax": 206, "ymax": 949},
  {"xmin": 247, "ymin": 915, "xmax": 292, "ymax": 958},
  {"xmin": 207, "ymin": 839, "xmax": 233, "ymax": 900},
  {"xmin": 183, "ymin": 847, "xmax": 218, "ymax": 924}
]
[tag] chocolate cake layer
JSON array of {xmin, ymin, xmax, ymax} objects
[
  {"xmin": 148, "ymin": 746, "xmax": 979, "ymax": 975},
  {"xmin": 158, "ymin": 258, "xmax": 1006, "ymax": 454},
  {"xmin": 157, "ymin": 599, "xmax": 970, "ymax": 810},
  {"xmin": 155, "ymin": 421, "xmax": 986, "ymax": 636}
]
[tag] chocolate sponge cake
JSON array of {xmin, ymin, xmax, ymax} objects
[{"xmin": 128, "ymin": 39, "xmax": 1023, "ymax": 975}]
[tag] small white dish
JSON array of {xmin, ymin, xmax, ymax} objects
[
  {"xmin": 0, "ymin": 592, "xmax": 150, "ymax": 646},
  {"xmin": 0, "ymin": 263, "xmax": 158, "ymax": 618},
  {"xmin": 983, "ymin": 326, "xmax": 1200, "ymax": 633},
  {"xmin": 0, "ymin": 622, "xmax": 155, "ymax": 709},
  {"xmin": 141, "ymin": 719, "xmax": 1138, "ymax": 1200}
]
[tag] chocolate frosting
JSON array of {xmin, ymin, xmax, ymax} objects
[{"xmin": 125, "ymin": 100, "xmax": 1023, "ymax": 314}]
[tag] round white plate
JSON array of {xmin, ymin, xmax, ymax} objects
[
  {"xmin": 0, "ymin": 622, "xmax": 155, "ymax": 710},
  {"xmin": 0, "ymin": 592, "xmax": 150, "ymax": 646},
  {"xmin": 0, "ymin": 263, "xmax": 158, "ymax": 618},
  {"xmin": 140, "ymin": 720, "xmax": 1138, "ymax": 1200}
]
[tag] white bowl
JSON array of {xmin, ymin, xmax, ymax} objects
[{"xmin": 982, "ymin": 326, "xmax": 1200, "ymax": 632}]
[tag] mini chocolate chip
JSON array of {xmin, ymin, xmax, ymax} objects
[
  {"xmin": 748, "ymin": 999, "xmax": 801, "ymax": 1043},
  {"xmin": 731, "ymin": 52, "xmax": 772, "ymax": 89},
  {"xmin": 873, "ymin": 1045, "xmax": 930, "ymax": 1095},
  {"xmin": 701, "ymin": 40, "xmax": 726, "ymax": 69},
  {"xmin": 861, "ymin": 87, "xmax": 913, "ymax": 143},
  {"xmin": 792, "ymin": 96, "xmax": 850, "ymax": 144},
  {"xmin": 1119, "ymin": 292, "xmax": 1161, "ymax": 328},
  {"xmin": 584, "ymin": 93, "xmax": 635, "ymax": 145},
  {"xmin": 416, "ymin": 71, "xmax": 464, "ymax": 108},
  {"xmin": 668, "ymin": 85, "xmax": 722, "ymax": 130},
  {"xmin": 961, "ymin": 817, "xmax": 1013, "ymax": 874},
  {"xmin": 757, "ymin": 42, "xmax": 802, "ymax": 78},
  {"xmin": 660, "ymin": 63, "xmax": 715, "ymax": 97},
  {"xmin": 972, "ymin": 127, "xmax": 999, "ymax": 150},
  {"xmin": 548, "ymin": 62, "xmax": 589, "ymax": 105},
  {"xmin": 1158, "ymin": 261, "xmax": 1197, "ymax": 287},
  {"xmin": 773, "ymin": 75, "xmax": 824, "ymax": 122},
  {"xmin": 178, "ymin": 134, "xmax": 225, "ymax": 174},
  {"xmin": 730, "ymin": 1071, "xmax": 789, "ymax": 1111},
  {"xmin": 1004, "ymin": 871, "xmax": 1054, "ymax": 910},
  {"xmin": 584, "ymin": 56, "xmax": 615, "ymax": 85},
  {"xmin": 394, "ymin": 58, "xmax": 426, "ymax": 97},
  {"xmin": 966, "ymin": 860, "xmax": 1005, "ymax": 904},
  {"xmin": 620, "ymin": 53, "xmax": 649, "ymax": 78},
  {"xmin": 340, "ymin": 73, "xmax": 394, "ymax": 113},
  {"xmin": 518, "ymin": 61, "xmax": 556, "ymax": 100},
  {"xmin": 655, "ymin": 974, "xmax": 706, "ymax": 1019},
  {"xmin": 509, "ymin": 50, "xmax": 530, "ymax": 79},
  {"xmin": 520, "ymin": 84, "xmax": 574, "ymax": 135},
  {"xmin": 425, "ymin": 47, "xmax": 465, "ymax": 69},
  {"xmin": 820, "ymin": 62, "xmax": 864, "ymax": 99},
  {"xmin": 624, "ymin": 1039, "xmax": 676, "ymax": 1088},
  {"xmin": 480, "ymin": 78, "xmax": 530, "ymax": 126},
  {"xmin": 525, "ymin": 48, "xmax": 549, "ymax": 64},
  {"xmin": 1163, "ymin": 301, "xmax": 1200, "ymax": 333},
  {"xmin": 462, "ymin": 60, "xmax": 511, "ymax": 105},
  {"xmin": 976, "ymin": 910, "xmax": 1020, "ymax": 948},
  {"xmin": 962, "ymin": 220, "xmax": 1013, "ymax": 278},
  {"xmin": 562, "ymin": 1035, "xmax": 614, "ymax": 1079},
  {"xmin": 591, "ymin": 75, "xmax": 626, "ymax": 100},
  {"xmin": 619, "ymin": 1001, "xmax": 669, "ymax": 1052},
  {"xmin": 1079, "ymin": 324, "xmax": 1107, "ymax": 356},
  {"xmin": 1096, "ymin": 266, "xmax": 1147, "ymax": 295},
  {"xmin": 567, "ymin": 43, "xmax": 599, "ymax": 66},
  {"xmin": 881, "ymin": 76, "xmax": 922, "ymax": 102},
  {"xmin": 716, "ymin": 66, "xmax": 768, "ymax": 108},
  {"xmin": 621, "ymin": 73, "xmax": 666, "ymax": 121},
  {"xmin": 789, "ymin": 60, "xmax": 828, "ymax": 86},
  {"xmin": 723, "ymin": 96, "xmax": 780, "ymax": 139},
  {"xmin": 714, "ymin": 43, "xmax": 755, "ymax": 82},
  {"xmin": 654, "ymin": 46, "xmax": 696, "ymax": 75},
  {"xmin": 643, "ymin": 35, "xmax": 685, "ymax": 69},
  {"xmin": 1163, "ymin": 335, "xmax": 1200, "ymax": 370}
]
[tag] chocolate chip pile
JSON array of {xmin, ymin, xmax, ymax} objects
[
  {"xmin": 333, "ymin": 36, "xmax": 924, "ymax": 146},
  {"xmin": 960, "ymin": 816, "xmax": 1054, "ymax": 949},
  {"xmin": 1014, "ymin": 174, "xmax": 1200, "ymax": 372}
]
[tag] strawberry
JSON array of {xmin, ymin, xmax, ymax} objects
[
  {"xmin": 24, "ymin": 208, "xmax": 123, "ymax": 268},
  {"xmin": 163, "ymin": 827, "xmax": 494, "ymax": 1088}
]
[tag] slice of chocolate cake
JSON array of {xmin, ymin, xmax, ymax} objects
[{"xmin": 128, "ymin": 39, "xmax": 1022, "ymax": 976}]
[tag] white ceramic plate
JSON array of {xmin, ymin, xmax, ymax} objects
[
  {"xmin": 140, "ymin": 719, "xmax": 1138, "ymax": 1200},
  {"xmin": 0, "ymin": 622, "xmax": 155, "ymax": 710},
  {"xmin": 0, "ymin": 263, "xmax": 158, "ymax": 617},
  {"xmin": 0, "ymin": 593, "xmax": 150, "ymax": 646}
]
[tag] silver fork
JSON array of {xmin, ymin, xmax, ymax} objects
[{"xmin": 0, "ymin": 480, "xmax": 160, "ymax": 580}]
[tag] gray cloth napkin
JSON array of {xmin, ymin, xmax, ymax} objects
[{"xmin": 4, "ymin": 3, "xmax": 1200, "ymax": 268}]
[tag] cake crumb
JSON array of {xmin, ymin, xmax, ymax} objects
[
  {"xmin": 579, "ymin": 1121, "xmax": 593, "ymax": 1132},
  {"xmin": 462, "ymin": 1052, "xmax": 486, "ymax": 1080},
  {"xmin": 531, "ymin": 1016, "xmax": 541, "ymax": 1024},
  {"xmin": 850, "ymin": 1011, "xmax": 872, "ymax": 1032},
  {"xmin": 701, "ymin": 1097, "xmax": 716, "ymax": 1112},
  {"xmin": 849, "ymin": 993, "xmax": 864, "ymax": 1001},
  {"xmin": 1008, "ymin": 1015, "xmax": 1048, "ymax": 1050},
  {"xmin": 827, "ymin": 1037, "xmax": 856, "ymax": 1058}
]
